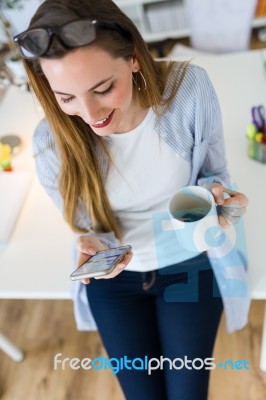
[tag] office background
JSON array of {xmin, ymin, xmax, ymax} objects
[{"xmin": 0, "ymin": 1, "xmax": 266, "ymax": 399}]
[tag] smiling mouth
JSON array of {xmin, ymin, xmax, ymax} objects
[{"xmin": 92, "ymin": 110, "xmax": 114, "ymax": 128}]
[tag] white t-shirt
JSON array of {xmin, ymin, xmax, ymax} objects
[{"xmin": 106, "ymin": 108, "xmax": 197, "ymax": 271}]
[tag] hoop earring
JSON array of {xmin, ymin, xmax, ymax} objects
[{"xmin": 132, "ymin": 70, "xmax": 147, "ymax": 91}]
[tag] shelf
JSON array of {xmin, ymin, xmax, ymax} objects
[
  {"xmin": 115, "ymin": 0, "xmax": 188, "ymax": 42},
  {"xmin": 253, "ymin": 16, "xmax": 266, "ymax": 28},
  {"xmin": 115, "ymin": 0, "xmax": 265, "ymax": 44}
]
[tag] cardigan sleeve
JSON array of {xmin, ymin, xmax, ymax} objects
[
  {"xmin": 32, "ymin": 118, "xmax": 64, "ymax": 211},
  {"xmin": 32, "ymin": 118, "xmax": 94, "ymax": 231},
  {"xmin": 156, "ymin": 64, "xmax": 230, "ymax": 187},
  {"xmin": 193, "ymin": 67, "xmax": 230, "ymax": 187}
]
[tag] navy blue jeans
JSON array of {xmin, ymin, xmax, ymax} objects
[{"xmin": 85, "ymin": 253, "xmax": 223, "ymax": 400}]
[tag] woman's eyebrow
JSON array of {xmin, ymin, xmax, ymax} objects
[{"xmin": 53, "ymin": 77, "xmax": 113, "ymax": 96}]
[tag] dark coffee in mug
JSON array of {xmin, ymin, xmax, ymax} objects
[{"xmin": 172, "ymin": 202, "xmax": 211, "ymax": 222}]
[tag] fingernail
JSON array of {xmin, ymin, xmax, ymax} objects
[{"xmin": 217, "ymin": 197, "xmax": 224, "ymax": 204}]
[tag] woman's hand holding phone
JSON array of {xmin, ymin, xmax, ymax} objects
[{"xmin": 76, "ymin": 235, "xmax": 133, "ymax": 284}]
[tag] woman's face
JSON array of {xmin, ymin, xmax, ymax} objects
[{"xmin": 40, "ymin": 46, "xmax": 143, "ymax": 135}]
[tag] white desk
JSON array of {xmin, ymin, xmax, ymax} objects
[
  {"xmin": 0, "ymin": 50, "xmax": 266, "ymax": 369},
  {"xmin": 0, "ymin": 87, "xmax": 73, "ymax": 299}
]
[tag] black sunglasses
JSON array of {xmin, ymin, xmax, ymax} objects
[{"xmin": 13, "ymin": 19, "xmax": 128, "ymax": 60}]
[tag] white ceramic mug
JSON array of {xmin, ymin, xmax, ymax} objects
[{"xmin": 168, "ymin": 186, "xmax": 220, "ymax": 253}]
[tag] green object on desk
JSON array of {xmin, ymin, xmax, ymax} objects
[
  {"xmin": 248, "ymin": 138, "xmax": 256, "ymax": 158},
  {"xmin": 247, "ymin": 116, "xmax": 266, "ymax": 163},
  {"xmin": 247, "ymin": 138, "xmax": 266, "ymax": 163},
  {"xmin": 246, "ymin": 123, "xmax": 257, "ymax": 139}
]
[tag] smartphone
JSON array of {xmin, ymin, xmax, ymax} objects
[{"xmin": 70, "ymin": 245, "xmax": 132, "ymax": 281}]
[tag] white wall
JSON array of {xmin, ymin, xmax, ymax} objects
[{"xmin": 0, "ymin": 0, "xmax": 42, "ymax": 43}]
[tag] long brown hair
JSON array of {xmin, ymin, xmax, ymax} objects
[{"xmin": 22, "ymin": 0, "xmax": 187, "ymax": 240}]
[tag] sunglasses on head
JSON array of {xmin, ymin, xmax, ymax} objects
[{"xmin": 13, "ymin": 19, "xmax": 128, "ymax": 60}]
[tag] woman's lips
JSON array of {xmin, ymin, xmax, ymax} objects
[{"xmin": 91, "ymin": 110, "xmax": 115, "ymax": 128}]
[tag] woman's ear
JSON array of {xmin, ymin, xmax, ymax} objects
[{"xmin": 131, "ymin": 51, "xmax": 140, "ymax": 72}]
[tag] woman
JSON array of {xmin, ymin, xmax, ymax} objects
[{"xmin": 14, "ymin": 0, "xmax": 249, "ymax": 398}]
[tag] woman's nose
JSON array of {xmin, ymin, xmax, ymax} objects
[{"xmin": 79, "ymin": 98, "xmax": 100, "ymax": 124}]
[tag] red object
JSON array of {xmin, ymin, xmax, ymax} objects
[{"xmin": 3, "ymin": 166, "xmax": 13, "ymax": 172}]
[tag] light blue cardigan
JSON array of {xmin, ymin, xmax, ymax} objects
[{"xmin": 32, "ymin": 64, "xmax": 250, "ymax": 333}]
